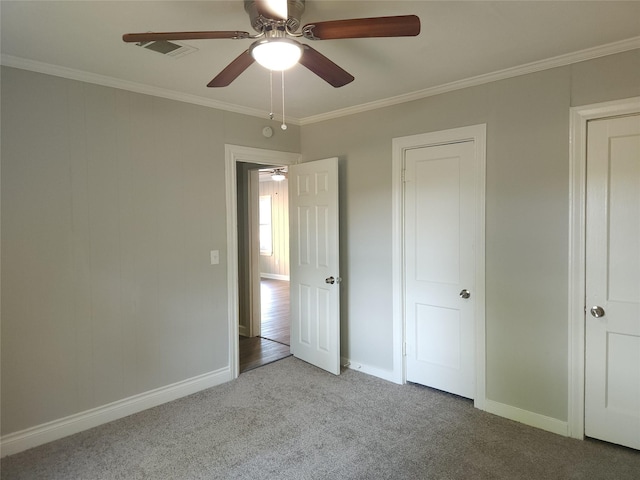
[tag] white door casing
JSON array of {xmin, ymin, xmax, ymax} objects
[
  {"xmin": 404, "ymin": 141, "xmax": 477, "ymax": 399},
  {"xmin": 568, "ymin": 97, "xmax": 640, "ymax": 441},
  {"xmin": 584, "ymin": 114, "xmax": 640, "ymax": 450},
  {"xmin": 289, "ymin": 157, "xmax": 341, "ymax": 375},
  {"xmin": 392, "ymin": 124, "xmax": 486, "ymax": 407},
  {"xmin": 248, "ymin": 169, "xmax": 261, "ymax": 338},
  {"xmin": 225, "ymin": 145, "xmax": 301, "ymax": 379}
]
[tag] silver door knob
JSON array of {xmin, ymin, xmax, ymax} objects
[
  {"xmin": 590, "ymin": 306, "xmax": 605, "ymax": 318},
  {"xmin": 325, "ymin": 276, "xmax": 335, "ymax": 285},
  {"xmin": 459, "ymin": 289, "xmax": 471, "ymax": 299}
]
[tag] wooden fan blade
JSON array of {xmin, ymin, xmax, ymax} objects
[
  {"xmin": 298, "ymin": 44, "xmax": 354, "ymax": 88},
  {"xmin": 122, "ymin": 31, "xmax": 250, "ymax": 43},
  {"xmin": 207, "ymin": 50, "xmax": 255, "ymax": 87},
  {"xmin": 302, "ymin": 15, "xmax": 420, "ymax": 40}
]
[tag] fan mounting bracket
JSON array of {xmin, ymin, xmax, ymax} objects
[
  {"xmin": 244, "ymin": 0, "xmax": 306, "ymax": 34},
  {"xmin": 301, "ymin": 24, "xmax": 318, "ymax": 40}
]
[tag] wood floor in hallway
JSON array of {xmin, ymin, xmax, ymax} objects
[{"xmin": 239, "ymin": 279, "xmax": 291, "ymax": 373}]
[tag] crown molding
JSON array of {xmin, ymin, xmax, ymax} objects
[
  {"xmin": 298, "ymin": 36, "xmax": 640, "ymax": 125},
  {"xmin": 3, "ymin": 35, "xmax": 639, "ymax": 127},
  {"xmin": 0, "ymin": 54, "xmax": 302, "ymax": 124}
]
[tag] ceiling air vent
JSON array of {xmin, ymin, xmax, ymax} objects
[{"xmin": 136, "ymin": 39, "xmax": 198, "ymax": 58}]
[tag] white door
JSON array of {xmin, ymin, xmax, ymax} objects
[
  {"xmin": 289, "ymin": 158, "xmax": 340, "ymax": 375},
  {"xmin": 405, "ymin": 141, "xmax": 476, "ymax": 398},
  {"xmin": 585, "ymin": 114, "xmax": 640, "ymax": 450}
]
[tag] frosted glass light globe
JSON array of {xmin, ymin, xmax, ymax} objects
[{"xmin": 251, "ymin": 39, "xmax": 302, "ymax": 71}]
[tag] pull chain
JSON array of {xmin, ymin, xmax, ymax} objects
[
  {"xmin": 269, "ymin": 70, "xmax": 274, "ymax": 120},
  {"xmin": 281, "ymin": 70, "xmax": 287, "ymax": 130}
]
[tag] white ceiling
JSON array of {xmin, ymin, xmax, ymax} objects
[{"xmin": 2, "ymin": 1, "xmax": 639, "ymax": 123}]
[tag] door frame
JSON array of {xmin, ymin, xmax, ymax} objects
[
  {"xmin": 568, "ymin": 96, "xmax": 640, "ymax": 440},
  {"xmin": 391, "ymin": 124, "xmax": 486, "ymax": 410},
  {"xmin": 225, "ymin": 145, "xmax": 301, "ymax": 379},
  {"xmin": 248, "ymin": 169, "xmax": 261, "ymax": 338},
  {"xmin": 237, "ymin": 167, "xmax": 262, "ymax": 339}
]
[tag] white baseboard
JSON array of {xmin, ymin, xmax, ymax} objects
[
  {"xmin": 340, "ymin": 360, "xmax": 567, "ymax": 438},
  {"xmin": 341, "ymin": 357, "xmax": 402, "ymax": 384},
  {"xmin": 0, "ymin": 367, "xmax": 233, "ymax": 458},
  {"xmin": 260, "ymin": 273, "xmax": 290, "ymax": 281},
  {"xmin": 484, "ymin": 399, "xmax": 569, "ymax": 437},
  {"xmin": 238, "ymin": 324, "xmax": 249, "ymax": 337}
]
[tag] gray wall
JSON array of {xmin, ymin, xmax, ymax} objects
[
  {"xmin": 300, "ymin": 49, "xmax": 640, "ymax": 422},
  {"xmin": 1, "ymin": 48, "xmax": 638, "ymax": 437},
  {"xmin": 259, "ymin": 179, "xmax": 290, "ymax": 279},
  {"xmin": 0, "ymin": 67, "xmax": 299, "ymax": 435}
]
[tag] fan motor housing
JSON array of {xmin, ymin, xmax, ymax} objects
[{"xmin": 244, "ymin": 0, "xmax": 305, "ymax": 33}]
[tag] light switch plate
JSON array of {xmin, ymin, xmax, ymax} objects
[{"xmin": 210, "ymin": 250, "xmax": 219, "ymax": 265}]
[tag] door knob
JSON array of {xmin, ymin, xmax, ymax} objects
[
  {"xmin": 459, "ymin": 289, "xmax": 470, "ymax": 299},
  {"xmin": 590, "ymin": 306, "xmax": 605, "ymax": 318},
  {"xmin": 325, "ymin": 276, "xmax": 335, "ymax": 285}
]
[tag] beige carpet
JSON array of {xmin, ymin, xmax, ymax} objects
[{"xmin": 2, "ymin": 356, "xmax": 639, "ymax": 479}]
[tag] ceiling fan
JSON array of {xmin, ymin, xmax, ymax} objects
[{"xmin": 123, "ymin": 0, "xmax": 420, "ymax": 88}]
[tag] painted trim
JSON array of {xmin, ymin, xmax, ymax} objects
[
  {"xmin": 226, "ymin": 148, "xmax": 240, "ymax": 379},
  {"xmin": 568, "ymin": 97, "xmax": 640, "ymax": 440},
  {"xmin": 300, "ymin": 37, "xmax": 640, "ymax": 125},
  {"xmin": 484, "ymin": 399, "xmax": 569, "ymax": 437},
  {"xmin": 249, "ymin": 170, "xmax": 262, "ymax": 338},
  {"xmin": 260, "ymin": 273, "xmax": 290, "ymax": 281},
  {"xmin": 0, "ymin": 367, "xmax": 232, "ymax": 458},
  {"xmin": 225, "ymin": 145, "xmax": 300, "ymax": 379},
  {"xmin": 4, "ymin": 36, "xmax": 638, "ymax": 127},
  {"xmin": 391, "ymin": 124, "xmax": 487, "ymax": 409},
  {"xmin": 341, "ymin": 358, "xmax": 398, "ymax": 384},
  {"xmin": 0, "ymin": 54, "xmax": 277, "ymax": 122},
  {"xmin": 391, "ymin": 144, "xmax": 406, "ymax": 385}
]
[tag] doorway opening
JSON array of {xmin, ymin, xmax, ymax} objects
[
  {"xmin": 244, "ymin": 278, "xmax": 291, "ymax": 365},
  {"xmin": 256, "ymin": 168, "xmax": 291, "ymax": 345},
  {"xmin": 224, "ymin": 144, "xmax": 300, "ymax": 379},
  {"xmin": 238, "ymin": 279, "xmax": 291, "ymax": 373},
  {"xmin": 239, "ymin": 166, "xmax": 291, "ymax": 373}
]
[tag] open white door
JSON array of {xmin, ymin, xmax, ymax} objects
[{"xmin": 289, "ymin": 158, "xmax": 340, "ymax": 375}]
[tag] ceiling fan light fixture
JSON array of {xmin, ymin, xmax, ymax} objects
[
  {"xmin": 250, "ymin": 38, "xmax": 302, "ymax": 71},
  {"xmin": 271, "ymin": 169, "xmax": 286, "ymax": 181}
]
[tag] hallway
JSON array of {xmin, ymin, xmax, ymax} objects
[{"xmin": 239, "ymin": 279, "xmax": 290, "ymax": 373}]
